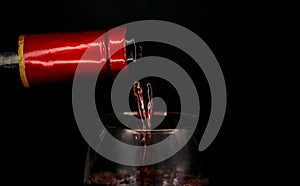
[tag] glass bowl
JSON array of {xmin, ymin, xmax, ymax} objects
[{"xmin": 83, "ymin": 111, "xmax": 209, "ymax": 186}]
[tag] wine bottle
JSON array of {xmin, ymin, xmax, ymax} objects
[{"xmin": 0, "ymin": 26, "xmax": 141, "ymax": 88}]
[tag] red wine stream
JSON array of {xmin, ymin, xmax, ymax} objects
[{"xmin": 133, "ymin": 81, "xmax": 153, "ymax": 185}]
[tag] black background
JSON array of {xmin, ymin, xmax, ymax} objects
[{"xmin": 0, "ymin": 0, "xmax": 266, "ymax": 185}]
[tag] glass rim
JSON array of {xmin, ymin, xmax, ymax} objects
[{"xmin": 98, "ymin": 111, "xmax": 198, "ymax": 132}]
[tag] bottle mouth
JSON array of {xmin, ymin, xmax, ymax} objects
[{"xmin": 125, "ymin": 38, "xmax": 143, "ymax": 64}]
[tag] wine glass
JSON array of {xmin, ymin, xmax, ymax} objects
[{"xmin": 83, "ymin": 111, "xmax": 209, "ymax": 186}]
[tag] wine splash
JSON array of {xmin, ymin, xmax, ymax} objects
[{"xmin": 133, "ymin": 81, "xmax": 153, "ymax": 185}]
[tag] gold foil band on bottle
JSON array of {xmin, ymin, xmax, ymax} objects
[{"xmin": 18, "ymin": 35, "xmax": 30, "ymax": 88}]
